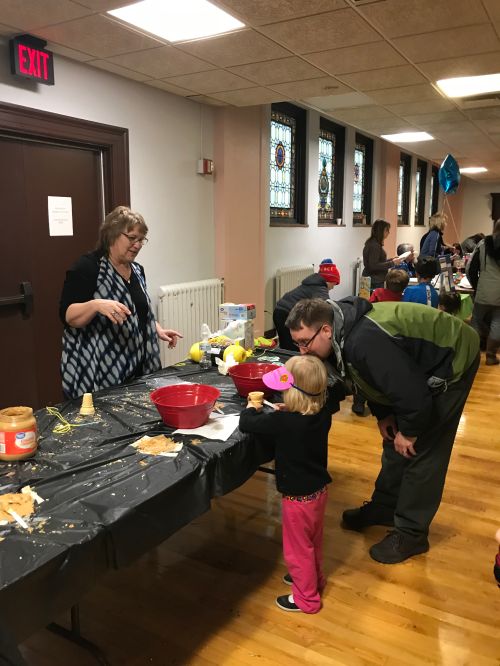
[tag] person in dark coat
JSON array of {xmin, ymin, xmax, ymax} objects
[
  {"xmin": 273, "ymin": 259, "xmax": 340, "ymax": 351},
  {"xmin": 284, "ymin": 297, "xmax": 479, "ymax": 564}
]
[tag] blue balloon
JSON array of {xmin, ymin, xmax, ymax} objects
[{"xmin": 439, "ymin": 154, "xmax": 460, "ymax": 194}]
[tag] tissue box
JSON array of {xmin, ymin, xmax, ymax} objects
[{"xmin": 219, "ymin": 303, "xmax": 256, "ymax": 321}]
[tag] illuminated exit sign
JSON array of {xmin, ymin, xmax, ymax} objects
[{"xmin": 9, "ymin": 34, "xmax": 54, "ymax": 85}]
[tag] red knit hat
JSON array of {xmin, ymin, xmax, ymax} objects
[{"xmin": 318, "ymin": 259, "xmax": 340, "ymax": 285}]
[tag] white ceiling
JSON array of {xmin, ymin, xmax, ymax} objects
[{"xmin": 3, "ymin": 0, "xmax": 500, "ymax": 180}]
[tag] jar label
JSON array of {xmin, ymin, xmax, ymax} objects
[{"xmin": 0, "ymin": 429, "xmax": 37, "ymax": 455}]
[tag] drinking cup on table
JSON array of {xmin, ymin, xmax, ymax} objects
[{"xmin": 248, "ymin": 391, "xmax": 264, "ymax": 409}]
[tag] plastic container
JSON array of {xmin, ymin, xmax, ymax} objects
[
  {"xmin": 228, "ymin": 363, "xmax": 281, "ymax": 397},
  {"xmin": 0, "ymin": 406, "xmax": 38, "ymax": 461},
  {"xmin": 150, "ymin": 384, "xmax": 221, "ymax": 429},
  {"xmin": 199, "ymin": 323, "xmax": 212, "ymax": 370}
]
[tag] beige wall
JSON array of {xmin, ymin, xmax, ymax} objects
[{"xmin": 214, "ymin": 106, "xmax": 267, "ymax": 336}]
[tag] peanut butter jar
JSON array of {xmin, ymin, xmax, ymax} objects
[{"xmin": 0, "ymin": 406, "xmax": 38, "ymax": 461}]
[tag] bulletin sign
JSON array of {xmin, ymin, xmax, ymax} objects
[{"xmin": 10, "ymin": 34, "xmax": 54, "ymax": 85}]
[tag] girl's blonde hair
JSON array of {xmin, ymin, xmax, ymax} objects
[{"xmin": 283, "ymin": 355, "xmax": 327, "ymax": 415}]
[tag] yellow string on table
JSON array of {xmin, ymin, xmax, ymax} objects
[{"xmin": 46, "ymin": 406, "xmax": 88, "ymax": 434}]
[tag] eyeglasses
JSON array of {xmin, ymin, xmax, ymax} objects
[
  {"xmin": 293, "ymin": 326, "xmax": 323, "ymax": 350},
  {"xmin": 121, "ymin": 232, "xmax": 148, "ymax": 246}
]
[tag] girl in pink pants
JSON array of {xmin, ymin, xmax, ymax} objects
[{"xmin": 239, "ymin": 355, "xmax": 331, "ymax": 613}]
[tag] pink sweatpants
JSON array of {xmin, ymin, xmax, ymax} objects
[{"xmin": 281, "ymin": 489, "xmax": 328, "ymax": 614}]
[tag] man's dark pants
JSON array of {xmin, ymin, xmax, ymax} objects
[{"xmin": 371, "ymin": 354, "xmax": 480, "ymax": 537}]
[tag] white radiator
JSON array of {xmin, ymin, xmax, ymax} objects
[
  {"xmin": 275, "ymin": 264, "xmax": 314, "ymax": 301},
  {"xmin": 157, "ymin": 278, "xmax": 224, "ymax": 366}
]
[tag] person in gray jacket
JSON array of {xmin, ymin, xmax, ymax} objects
[
  {"xmin": 362, "ymin": 219, "xmax": 402, "ymax": 289},
  {"xmin": 273, "ymin": 260, "xmax": 340, "ymax": 351},
  {"xmin": 467, "ymin": 220, "xmax": 500, "ymax": 365}
]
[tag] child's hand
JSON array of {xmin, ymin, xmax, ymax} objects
[
  {"xmin": 274, "ymin": 403, "xmax": 287, "ymax": 411},
  {"xmin": 247, "ymin": 400, "xmax": 263, "ymax": 411}
]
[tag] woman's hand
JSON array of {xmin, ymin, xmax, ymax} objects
[
  {"xmin": 65, "ymin": 299, "xmax": 131, "ymax": 328},
  {"xmin": 156, "ymin": 323, "xmax": 183, "ymax": 348},
  {"xmin": 391, "ymin": 256, "xmax": 403, "ymax": 265}
]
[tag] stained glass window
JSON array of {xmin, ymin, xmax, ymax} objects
[
  {"xmin": 430, "ymin": 164, "xmax": 439, "ymax": 215},
  {"xmin": 270, "ymin": 110, "xmax": 295, "ymax": 218},
  {"xmin": 398, "ymin": 152, "xmax": 411, "ymax": 225},
  {"xmin": 318, "ymin": 129, "xmax": 335, "ymax": 221},
  {"xmin": 415, "ymin": 159, "xmax": 427, "ymax": 225},
  {"xmin": 353, "ymin": 133, "xmax": 372, "ymax": 225},
  {"xmin": 353, "ymin": 144, "xmax": 365, "ymax": 216}
]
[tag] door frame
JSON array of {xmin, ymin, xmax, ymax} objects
[{"xmin": 0, "ymin": 101, "xmax": 130, "ymax": 210}]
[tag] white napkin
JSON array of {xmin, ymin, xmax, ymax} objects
[{"xmin": 173, "ymin": 413, "xmax": 240, "ymax": 441}]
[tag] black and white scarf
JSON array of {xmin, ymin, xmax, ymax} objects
[{"xmin": 61, "ymin": 256, "xmax": 161, "ymax": 399}]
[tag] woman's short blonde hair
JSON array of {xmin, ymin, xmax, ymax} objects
[
  {"xmin": 97, "ymin": 205, "xmax": 148, "ymax": 255},
  {"xmin": 283, "ymin": 355, "xmax": 327, "ymax": 415},
  {"xmin": 429, "ymin": 212, "xmax": 447, "ymax": 232}
]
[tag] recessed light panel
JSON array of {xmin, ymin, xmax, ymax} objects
[
  {"xmin": 381, "ymin": 132, "xmax": 434, "ymax": 143},
  {"xmin": 437, "ymin": 73, "xmax": 500, "ymax": 98},
  {"xmin": 460, "ymin": 167, "xmax": 488, "ymax": 174},
  {"xmin": 108, "ymin": 0, "xmax": 245, "ymax": 43}
]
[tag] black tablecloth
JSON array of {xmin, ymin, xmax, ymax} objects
[{"xmin": 0, "ymin": 361, "xmax": 276, "ymax": 641}]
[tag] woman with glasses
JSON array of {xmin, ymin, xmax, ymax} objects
[{"xmin": 59, "ymin": 205, "xmax": 182, "ymax": 399}]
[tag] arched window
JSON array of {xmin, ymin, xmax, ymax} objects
[
  {"xmin": 270, "ymin": 103, "xmax": 306, "ymax": 225},
  {"xmin": 353, "ymin": 133, "xmax": 373, "ymax": 225},
  {"xmin": 318, "ymin": 118, "xmax": 345, "ymax": 225}
]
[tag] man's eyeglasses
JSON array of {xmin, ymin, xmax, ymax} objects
[
  {"xmin": 121, "ymin": 232, "xmax": 148, "ymax": 246},
  {"xmin": 293, "ymin": 326, "xmax": 323, "ymax": 349}
]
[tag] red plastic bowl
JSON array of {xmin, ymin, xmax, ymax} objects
[
  {"xmin": 150, "ymin": 384, "xmax": 221, "ymax": 429},
  {"xmin": 228, "ymin": 363, "xmax": 281, "ymax": 397}
]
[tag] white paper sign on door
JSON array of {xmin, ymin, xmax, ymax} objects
[{"xmin": 48, "ymin": 196, "xmax": 73, "ymax": 236}]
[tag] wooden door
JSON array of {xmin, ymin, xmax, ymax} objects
[{"xmin": 0, "ymin": 137, "xmax": 103, "ymax": 409}]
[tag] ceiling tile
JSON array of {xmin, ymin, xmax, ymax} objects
[
  {"xmin": 269, "ymin": 76, "xmax": 352, "ymax": 98},
  {"xmin": 419, "ymin": 52, "xmax": 500, "ymax": 81},
  {"xmin": 403, "ymin": 110, "xmax": 468, "ymax": 127},
  {"xmin": 475, "ymin": 118, "xmax": 500, "ymax": 133},
  {"xmin": 332, "ymin": 106, "xmax": 398, "ymax": 122},
  {"xmin": 186, "ymin": 94, "xmax": 229, "ymax": 106},
  {"xmin": 36, "ymin": 15, "xmax": 163, "ymax": 58},
  {"xmin": 354, "ymin": 118, "xmax": 413, "ymax": 133},
  {"xmin": 386, "ymin": 99, "xmax": 455, "ymax": 116},
  {"xmin": 0, "ymin": 22, "xmax": 18, "ymax": 36},
  {"xmin": 369, "ymin": 83, "xmax": 443, "ymax": 104},
  {"xmin": 259, "ymin": 9, "xmax": 381, "ymax": 55},
  {"xmin": 339, "ymin": 65, "xmax": 426, "ymax": 92},
  {"xmin": 146, "ymin": 79, "xmax": 195, "ymax": 96},
  {"xmin": 106, "ymin": 46, "xmax": 216, "ymax": 78},
  {"xmin": 89, "ymin": 59, "xmax": 152, "ymax": 82},
  {"xmin": 358, "ymin": 0, "xmax": 488, "ymax": 39},
  {"xmin": 211, "ymin": 86, "xmax": 288, "ymax": 106},
  {"xmin": 304, "ymin": 91, "xmax": 374, "ymax": 111},
  {"xmin": 305, "ymin": 42, "xmax": 406, "ymax": 76},
  {"xmin": 228, "ymin": 57, "xmax": 325, "ymax": 85},
  {"xmin": 463, "ymin": 106, "xmax": 500, "ymax": 120},
  {"xmin": 175, "ymin": 29, "xmax": 290, "ymax": 67},
  {"xmin": 164, "ymin": 70, "xmax": 254, "ymax": 94},
  {"xmin": 213, "ymin": 0, "xmax": 347, "ymax": 26},
  {"xmin": 393, "ymin": 24, "xmax": 500, "ymax": 64},
  {"xmin": 75, "ymin": 1, "xmax": 137, "ymax": 9},
  {"xmin": 0, "ymin": 0, "xmax": 91, "ymax": 30},
  {"xmin": 49, "ymin": 43, "xmax": 95, "ymax": 61},
  {"xmin": 482, "ymin": 0, "xmax": 500, "ymax": 21}
]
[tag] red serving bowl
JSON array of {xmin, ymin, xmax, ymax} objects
[
  {"xmin": 228, "ymin": 363, "xmax": 281, "ymax": 397},
  {"xmin": 150, "ymin": 384, "xmax": 221, "ymax": 429}
]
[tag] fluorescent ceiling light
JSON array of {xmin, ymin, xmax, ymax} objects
[
  {"xmin": 381, "ymin": 132, "xmax": 434, "ymax": 143},
  {"xmin": 108, "ymin": 0, "xmax": 245, "ymax": 42},
  {"xmin": 460, "ymin": 167, "xmax": 488, "ymax": 174},
  {"xmin": 437, "ymin": 73, "xmax": 500, "ymax": 98}
]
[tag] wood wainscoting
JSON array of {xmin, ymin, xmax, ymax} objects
[{"xmin": 20, "ymin": 358, "xmax": 500, "ymax": 665}]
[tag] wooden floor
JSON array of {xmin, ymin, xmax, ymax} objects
[{"xmin": 20, "ymin": 357, "xmax": 500, "ymax": 665}]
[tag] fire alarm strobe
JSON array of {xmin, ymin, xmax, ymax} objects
[{"xmin": 197, "ymin": 159, "xmax": 214, "ymax": 175}]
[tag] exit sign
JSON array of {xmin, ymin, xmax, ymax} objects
[{"xmin": 10, "ymin": 34, "xmax": 54, "ymax": 85}]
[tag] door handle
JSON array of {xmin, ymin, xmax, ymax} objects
[{"xmin": 0, "ymin": 281, "xmax": 33, "ymax": 318}]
